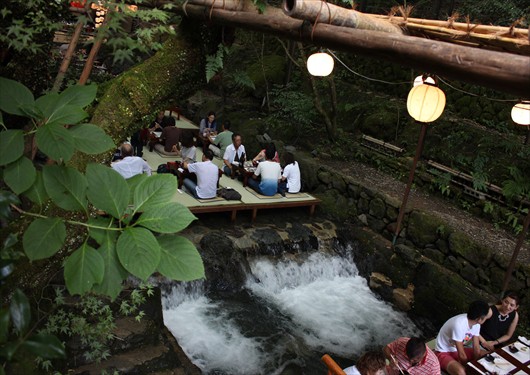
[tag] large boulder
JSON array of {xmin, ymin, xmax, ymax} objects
[
  {"xmin": 199, "ymin": 231, "xmax": 249, "ymax": 293},
  {"xmin": 447, "ymin": 231, "xmax": 492, "ymax": 267},
  {"xmin": 407, "ymin": 210, "xmax": 446, "ymax": 247}
]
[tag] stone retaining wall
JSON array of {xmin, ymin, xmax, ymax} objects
[{"xmin": 294, "ymin": 152, "xmax": 529, "ymax": 331}]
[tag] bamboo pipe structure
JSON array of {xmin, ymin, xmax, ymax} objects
[
  {"xmin": 176, "ymin": 2, "xmax": 530, "ymax": 97},
  {"xmin": 283, "ymin": 0, "xmax": 403, "ymax": 34},
  {"xmin": 372, "ymin": 15, "xmax": 529, "ymax": 37}
]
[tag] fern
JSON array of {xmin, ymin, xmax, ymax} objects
[
  {"xmin": 503, "ymin": 166, "xmax": 530, "ymax": 200},
  {"xmin": 228, "ymin": 70, "xmax": 256, "ymax": 90},
  {"xmin": 205, "ymin": 43, "xmax": 230, "ymax": 82}
]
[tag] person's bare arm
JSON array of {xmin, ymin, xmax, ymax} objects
[
  {"xmin": 454, "ymin": 341, "xmax": 468, "ymax": 363},
  {"xmin": 472, "ymin": 336, "xmax": 484, "ymax": 360}
]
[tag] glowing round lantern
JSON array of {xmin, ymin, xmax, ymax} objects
[
  {"xmin": 511, "ymin": 101, "xmax": 530, "ymax": 126},
  {"xmin": 306, "ymin": 52, "xmax": 334, "ymax": 77},
  {"xmin": 407, "ymin": 84, "xmax": 446, "ymax": 123}
]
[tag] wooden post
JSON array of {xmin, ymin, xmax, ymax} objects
[
  {"xmin": 501, "ymin": 209, "xmax": 530, "ymax": 294},
  {"xmin": 52, "ymin": 18, "xmax": 85, "ymax": 92},
  {"xmin": 393, "ymin": 122, "xmax": 428, "ymax": 245}
]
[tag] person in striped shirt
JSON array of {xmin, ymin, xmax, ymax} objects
[{"xmin": 384, "ymin": 337, "xmax": 441, "ymax": 375}]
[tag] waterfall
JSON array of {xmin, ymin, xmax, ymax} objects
[{"xmin": 162, "ymin": 252, "xmax": 421, "ymax": 375}]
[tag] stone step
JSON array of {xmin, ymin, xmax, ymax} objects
[{"xmin": 73, "ymin": 344, "xmax": 172, "ymax": 374}]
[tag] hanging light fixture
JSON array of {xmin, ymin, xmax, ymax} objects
[
  {"xmin": 413, "ymin": 74, "xmax": 436, "ymax": 87},
  {"xmin": 406, "ymin": 82, "xmax": 446, "ymax": 123},
  {"xmin": 307, "ymin": 52, "xmax": 334, "ymax": 77},
  {"xmin": 511, "ymin": 101, "xmax": 530, "ymax": 126}
]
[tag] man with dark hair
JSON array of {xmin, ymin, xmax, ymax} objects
[
  {"xmin": 384, "ymin": 337, "xmax": 440, "ymax": 375},
  {"xmin": 435, "ymin": 300, "xmax": 492, "ymax": 375},
  {"xmin": 223, "ymin": 133, "xmax": 246, "ymax": 177},
  {"xmin": 183, "ymin": 149, "xmax": 219, "ymax": 199},
  {"xmin": 111, "ymin": 143, "xmax": 151, "ymax": 179},
  {"xmin": 248, "ymin": 145, "xmax": 282, "ymax": 196}
]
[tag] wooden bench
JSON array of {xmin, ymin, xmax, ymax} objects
[{"xmin": 361, "ymin": 134, "xmax": 405, "ymax": 156}]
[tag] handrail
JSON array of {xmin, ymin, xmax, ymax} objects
[{"xmin": 321, "ymin": 354, "xmax": 347, "ymax": 375}]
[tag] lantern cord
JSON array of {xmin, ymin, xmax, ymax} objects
[
  {"xmin": 437, "ymin": 77, "xmax": 519, "ymax": 102},
  {"xmin": 327, "ymin": 50, "xmax": 410, "ymax": 85}
]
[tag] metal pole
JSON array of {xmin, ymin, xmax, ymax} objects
[
  {"xmin": 392, "ymin": 122, "xmax": 428, "ymax": 245},
  {"xmin": 501, "ymin": 208, "xmax": 530, "ymax": 293}
]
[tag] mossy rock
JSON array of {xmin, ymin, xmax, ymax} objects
[
  {"xmin": 359, "ymin": 110, "xmax": 399, "ymax": 141},
  {"xmin": 369, "ymin": 197, "xmax": 386, "ymax": 219},
  {"xmin": 413, "ymin": 262, "xmax": 490, "ymax": 327},
  {"xmin": 315, "ymin": 189, "xmax": 355, "ymax": 222},
  {"xmin": 448, "ymin": 231, "xmax": 492, "ymax": 267},
  {"xmin": 294, "ymin": 152, "xmax": 320, "ymax": 191},
  {"xmin": 246, "ymin": 54, "xmax": 286, "ymax": 89},
  {"xmin": 406, "ymin": 210, "xmax": 447, "ymax": 247}
]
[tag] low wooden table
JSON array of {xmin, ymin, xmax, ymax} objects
[{"xmin": 466, "ymin": 340, "xmax": 530, "ymax": 375}]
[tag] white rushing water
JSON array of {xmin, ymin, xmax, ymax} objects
[{"xmin": 162, "ymin": 252, "xmax": 420, "ymax": 375}]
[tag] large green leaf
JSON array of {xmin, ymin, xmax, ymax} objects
[
  {"xmin": 23, "ymin": 218, "xmax": 66, "ymax": 261},
  {"xmin": 23, "ymin": 171, "xmax": 48, "ymax": 206},
  {"xmin": 87, "ymin": 217, "xmax": 116, "ymax": 246},
  {"xmin": 116, "ymin": 227, "xmax": 160, "ymax": 280},
  {"xmin": 43, "ymin": 165, "xmax": 87, "ymax": 211},
  {"xmin": 0, "ymin": 129, "xmax": 24, "ymax": 166},
  {"xmin": 35, "ymin": 92, "xmax": 60, "ymax": 119},
  {"xmin": 0, "ymin": 77, "xmax": 35, "ymax": 116},
  {"xmin": 0, "ymin": 308, "xmax": 10, "ymax": 344},
  {"xmin": 136, "ymin": 202, "xmax": 196, "ymax": 233},
  {"xmin": 58, "ymin": 84, "xmax": 97, "ymax": 108},
  {"xmin": 4, "ymin": 157, "xmax": 36, "ymax": 194},
  {"xmin": 133, "ymin": 174, "xmax": 177, "ymax": 211},
  {"xmin": 21, "ymin": 333, "xmax": 66, "ymax": 359},
  {"xmin": 36, "ymin": 123, "xmax": 75, "ymax": 161},
  {"xmin": 69, "ymin": 124, "xmax": 115, "ymax": 155},
  {"xmin": 93, "ymin": 232, "xmax": 128, "ymax": 300},
  {"xmin": 127, "ymin": 173, "xmax": 148, "ymax": 204},
  {"xmin": 9, "ymin": 289, "xmax": 30, "ymax": 335},
  {"xmin": 86, "ymin": 164, "xmax": 129, "ymax": 219},
  {"xmin": 64, "ymin": 243, "xmax": 104, "ymax": 295},
  {"xmin": 45, "ymin": 104, "xmax": 87, "ymax": 127},
  {"xmin": 157, "ymin": 235, "xmax": 205, "ymax": 281}
]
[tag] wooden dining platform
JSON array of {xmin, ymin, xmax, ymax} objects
[{"xmin": 140, "ymin": 115, "xmax": 320, "ymax": 221}]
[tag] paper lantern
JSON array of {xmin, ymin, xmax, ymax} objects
[
  {"xmin": 407, "ymin": 84, "xmax": 446, "ymax": 123},
  {"xmin": 511, "ymin": 101, "xmax": 530, "ymax": 126},
  {"xmin": 413, "ymin": 75, "xmax": 436, "ymax": 87},
  {"xmin": 306, "ymin": 52, "xmax": 334, "ymax": 77}
]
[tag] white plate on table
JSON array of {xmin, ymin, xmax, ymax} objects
[{"xmin": 502, "ymin": 342, "xmax": 530, "ymax": 364}]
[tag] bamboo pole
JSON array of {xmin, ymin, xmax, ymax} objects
[
  {"xmin": 372, "ymin": 15, "xmax": 529, "ymax": 37},
  {"xmin": 283, "ymin": 0, "xmax": 403, "ymax": 34},
  {"xmin": 176, "ymin": 3, "xmax": 530, "ymax": 97},
  {"xmin": 404, "ymin": 23, "xmax": 530, "ymax": 55}
]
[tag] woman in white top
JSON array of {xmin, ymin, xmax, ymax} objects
[
  {"xmin": 180, "ymin": 131, "xmax": 196, "ymax": 163},
  {"xmin": 278, "ymin": 152, "xmax": 301, "ymax": 196}
]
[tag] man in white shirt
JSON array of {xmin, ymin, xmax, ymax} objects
[
  {"xmin": 223, "ymin": 133, "xmax": 246, "ymax": 178},
  {"xmin": 183, "ymin": 149, "xmax": 219, "ymax": 199},
  {"xmin": 434, "ymin": 300, "xmax": 492, "ymax": 375},
  {"xmin": 111, "ymin": 143, "xmax": 152, "ymax": 179},
  {"xmin": 248, "ymin": 146, "xmax": 282, "ymax": 196}
]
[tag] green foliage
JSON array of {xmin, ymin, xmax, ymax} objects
[
  {"xmin": 0, "ymin": 77, "xmax": 204, "ymax": 298},
  {"xmin": 251, "ymin": 0, "xmax": 268, "ymax": 13},
  {"xmin": 0, "ymin": 77, "xmax": 204, "ymax": 370},
  {"xmin": 206, "ymin": 43, "xmax": 231, "ymax": 82}
]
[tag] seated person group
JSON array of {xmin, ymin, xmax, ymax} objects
[
  {"xmin": 115, "ymin": 110, "xmax": 302, "ymax": 199},
  {"xmin": 340, "ymin": 291, "xmax": 521, "ymax": 375}
]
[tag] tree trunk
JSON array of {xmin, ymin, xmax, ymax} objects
[{"xmin": 52, "ymin": 19, "xmax": 84, "ymax": 92}]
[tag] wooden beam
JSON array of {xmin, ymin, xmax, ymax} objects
[{"xmin": 176, "ymin": 3, "xmax": 530, "ymax": 97}]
